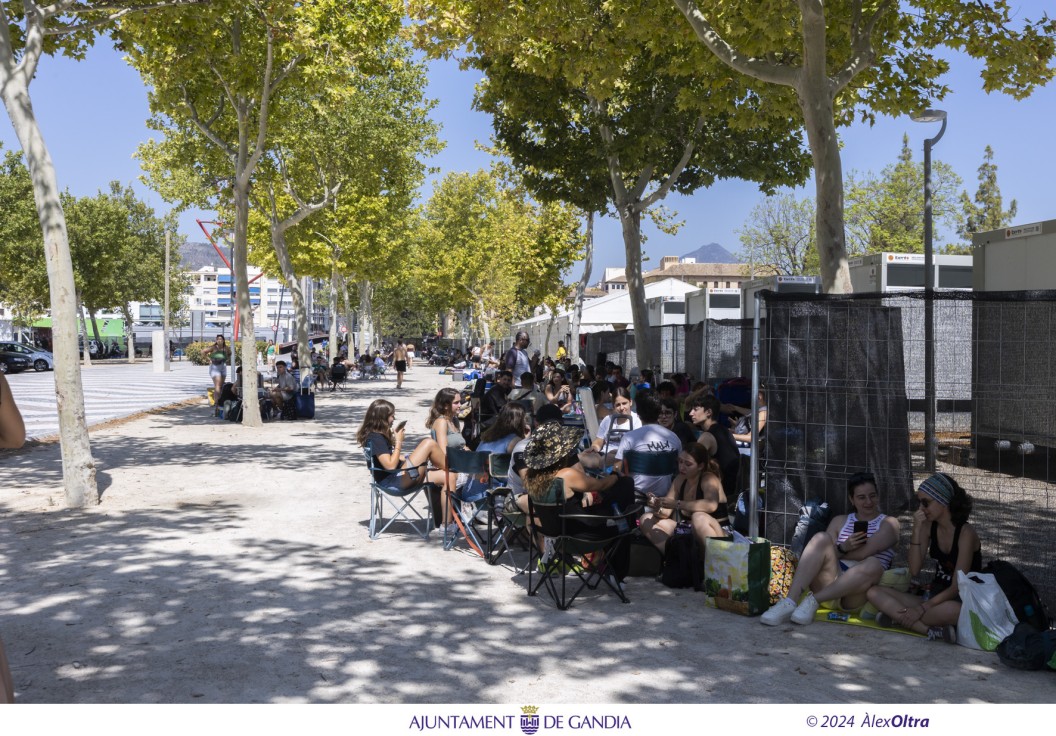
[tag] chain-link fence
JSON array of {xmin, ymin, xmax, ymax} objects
[{"xmin": 760, "ymin": 290, "xmax": 1056, "ymax": 612}]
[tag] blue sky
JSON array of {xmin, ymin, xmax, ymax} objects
[{"xmin": 1, "ymin": 21, "xmax": 1054, "ymax": 283}]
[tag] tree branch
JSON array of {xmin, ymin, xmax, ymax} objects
[
  {"xmin": 832, "ymin": 0, "xmax": 894, "ymax": 92},
  {"xmin": 672, "ymin": 0, "xmax": 799, "ymax": 87},
  {"xmin": 637, "ymin": 116, "xmax": 705, "ymax": 211},
  {"xmin": 180, "ymin": 83, "xmax": 237, "ymax": 159},
  {"xmin": 41, "ymin": 0, "xmax": 209, "ymax": 35}
]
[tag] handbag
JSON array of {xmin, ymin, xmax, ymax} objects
[
  {"xmin": 957, "ymin": 570, "xmax": 1019, "ymax": 651},
  {"xmin": 703, "ymin": 535, "xmax": 771, "ymax": 616},
  {"xmin": 769, "ymin": 545, "xmax": 798, "ymax": 606}
]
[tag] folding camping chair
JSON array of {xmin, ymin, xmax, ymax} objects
[
  {"xmin": 443, "ymin": 448, "xmax": 491, "ymax": 556},
  {"xmin": 363, "ymin": 448, "xmax": 435, "ymax": 540},
  {"xmin": 485, "ymin": 452, "xmax": 530, "ymax": 570},
  {"xmin": 526, "ymin": 479, "xmax": 639, "ymax": 610}
]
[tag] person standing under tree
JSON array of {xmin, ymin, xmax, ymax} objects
[
  {"xmin": 392, "ymin": 340, "xmax": 408, "ymax": 389},
  {"xmin": 503, "ymin": 331, "xmax": 532, "ymax": 387},
  {"xmin": 207, "ymin": 334, "xmax": 231, "ymax": 405}
]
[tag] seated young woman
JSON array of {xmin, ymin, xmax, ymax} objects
[
  {"xmin": 356, "ymin": 398, "xmax": 452, "ymax": 517},
  {"xmin": 462, "ymin": 402, "xmax": 530, "ymax": 503},
  {"xmin": 544, "ymin": 371, "xmax": 575, "ymax": 413},
  {"xmin": 640, "ymin": 443, "xmax": 728, "ymax": 552},
  {"xmin": 522, "ymin": 421, "xmax": 639, "ymax": 580},
  {"xmin": 866, "ymin": 473, "xmax": 981, "ymax": 643},
  {"xmin": 761, "ymin": 471, "xmax": 900, "ymax": 627}
]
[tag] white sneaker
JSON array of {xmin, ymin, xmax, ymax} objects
[
  {"xmin": 791, "ymin": 593, "xmax": 820, "ymax": 625},
  {"xmin": 760, "ymin": 597, "xmax": 797, "ymax": 626}
]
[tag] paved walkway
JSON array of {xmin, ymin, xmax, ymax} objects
[
  {"xmin": 0, "ymin": 363, "xmax": 1048, "ymax": 704},
  {"xmin": 7, "ymin": 361, "xmax": 210, "ymax": 441}
]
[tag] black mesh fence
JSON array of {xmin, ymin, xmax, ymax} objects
[{"xmin": 760, "ymin": 289, "xmax": 1056, "ymax": 612}]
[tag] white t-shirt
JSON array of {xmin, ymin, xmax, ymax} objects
[
  {"xmin": 595, "ymin": 412, "xmax": 641, "ymax": 453},
  {"xmin": 615, "ymin": 424, "xmax": 682, "ymax": 497}
]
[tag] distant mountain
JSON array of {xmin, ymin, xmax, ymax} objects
[
  {"xmin": 682, "ymin": 242, "xmax": 738, "ymax": 264},
  {"xmin": 179, "ymin": 241, "xmax": 227, "ymax": 271}
]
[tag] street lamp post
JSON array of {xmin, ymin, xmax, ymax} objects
[{"xmin": 912, "ymin": 109, "xmax": 947, "ymax": 474}]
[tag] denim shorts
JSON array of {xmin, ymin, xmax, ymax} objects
[
  {"xmin": 209, "ymin": 363, "xmax": 227, "ymax": 380},
  {"xmin": 377, "ymin": 465, "xmax": 419, "ymax": 492}
]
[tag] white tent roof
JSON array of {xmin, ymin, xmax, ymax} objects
[{"xmin": 514, "ymin": 278, "xmax": 699, "ymax": 329}]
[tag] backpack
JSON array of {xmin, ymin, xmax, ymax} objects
[
  {"xmin": 791, "ymin": 499, "xmax": 831, "ymax": 557},
  {"xmin": 660, "ymin": 531, "xmax": 703, "ymax": 590},
  {"xmin": 996, "ymin": 622, "xmax": 1056, "ymax": 671},
  {"xmin": 982, "ymin": 560, "xmax": 1051, "ymax": 631},
  {"xmin": 223, "ymin": 399, "xmax": 243, "ymax": 423}
]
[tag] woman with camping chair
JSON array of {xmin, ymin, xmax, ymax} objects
[
  {"xmin": 357, "ymin": 398, "xmax": 454, "ymax": 524},
  {"xmin": 523, "ymin": 422, "xmax": 640, "ymax": 580}
]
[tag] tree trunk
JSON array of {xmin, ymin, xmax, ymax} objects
[
  {"xmin": 340, "ymin": 277, "xmax": 354, "ymax": 357},
  {"xmin": 798, "ymin": 3, "xmax": 852, "ymax": 294},
  {"xmin": 121, "ymin": 303, "xmax": 136, "ymax": 362},
  {"xmin": 616, "ymin": 206, "xmax": 653, "ymax": 372},
  {"xmin": 76, "ymin": 294, "xmax": 92, "ymax": 368},
  {"xmin": 1, "ymin": 75, "xmax": 97, "ymax": 505},
  {"xmin": 88, "ymin": 307, "xmax": 103, "ymax": 358},
  {"xmin": 328, "ymin": 271, "xmax": 339, "ymax": 363},
  {"xmin": 570, "ymin": 211, "xmax": 595, "ymax": 365},
  {"xmin": 477, "ymin": 298, "xmax": 490, "ymax": 346},
  {"xmin": 544, "ymin": 310, "xmax": 556, "ymax": 358},
  {"xmin": 270, "ymin": 227, "xmax": 312, "ymax": 375},
  {"xmin": 232, "ymin": 184, "xmax": 262, "ymax": 427},
  {"xmin": 358, "ymin": 280, "xmax": 373, "ymax": 355}
]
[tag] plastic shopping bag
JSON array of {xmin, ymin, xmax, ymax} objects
[
  {"xmin": 703, "ymin": 536, "xmax": 771, "ymax": 616},
  {"xmin": 956, "ymin": 570, "xmax": 1019, "ymax": 651}
]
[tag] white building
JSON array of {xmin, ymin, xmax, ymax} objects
[{"xmin": 514, "ymin": 277, "xmax": 700, "ymax": 358}]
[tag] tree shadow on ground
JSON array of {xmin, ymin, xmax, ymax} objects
[{"xmin": 1, "ymin": 496, "xmax": 1047, "ymax": 704}]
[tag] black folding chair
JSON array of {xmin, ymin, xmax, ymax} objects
[
  {"xmin": 485, "ymin": 452, "xmax": 530, "ymax": 570},
  {"xmin": 526, "ymin": 479, "xmax": 639, "ymax": 610},
  {"xmin": 363, "ymin": 448, "xmax": 436, "ymax": 540},
  {"xmin": 444, "ymin": 448, "xmax": 491, "ymax": 556},
  {"xmin": 622, "ymin": 449, "xmax": 679, "ymax": 501}
]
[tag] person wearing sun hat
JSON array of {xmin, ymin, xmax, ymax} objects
[
  {"xmin": 522, "ymin": 422, "xmax": 639, "ymax": 580},
  {"xmin": 866, "ymin": 473, "xmax": 981, "ymax": 644}
]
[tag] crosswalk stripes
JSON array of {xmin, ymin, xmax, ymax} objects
[{"xmin": 7, "ymin": 361, "xmax": 212, "ymax": 440}]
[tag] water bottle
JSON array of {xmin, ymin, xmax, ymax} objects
[
  {"xmin": 611, "ymin": 503, "xmax": 630, "ymax": 533},
  {"xmin": 827, "ymin": 612, "xmax": 849, "ymax": 622}
]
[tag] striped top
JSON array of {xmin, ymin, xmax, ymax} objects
[{"xmin": 837, "ymin": 513, "xmax": 895, "ymax": 570}]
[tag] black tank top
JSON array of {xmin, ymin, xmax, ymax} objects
[
  {"xmin": 678, "ymin": 475, "xmax": 729, "ymax": 525},
  {"xmin": 929, "ymin": 521, "xmax": 982, "ymax": 595},
  {"xmin": 707, "ymin": 424, "xmax": 740, "ymax": 497}
]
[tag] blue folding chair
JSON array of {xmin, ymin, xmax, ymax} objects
[{"xmin": 363, "ymin": 448, "xmax": 435, "ymax": 540}]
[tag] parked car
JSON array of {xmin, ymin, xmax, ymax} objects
[
  {"xmin": 0, "ymin": 341, "xmax": 54, "ymax": 371},
  {"xmin": 0, "ymin": 351, "xmax": 31, "ymax": 374}
]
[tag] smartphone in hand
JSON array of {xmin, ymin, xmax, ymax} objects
[
  {"xmin": 853, "ymin": 519, "xmax": 869, "ymax": 535},
  {"xmin": 395, "ymin": 420, "xmax": 407, "ymax": 432}
]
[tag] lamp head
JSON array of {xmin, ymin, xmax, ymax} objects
[{"xmin": 911, "ymin": 109, "xmax": 947, "ymax": 124}]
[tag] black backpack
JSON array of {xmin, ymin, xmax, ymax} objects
[
  {"xmin": 660, "ymin": 532, "xmax": 703, "ymax": 590},
  {"xmin": 996, "ymin": 622, "xmax": 1056, "ymax": 671},
  {"xmin": 982, "ymin": 560, "xmax": 1050, "ymax": 631}
]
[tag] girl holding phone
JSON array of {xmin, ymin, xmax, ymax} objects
[
  {"xmin": 761, "ymin": 471, "xmax": 900, "ymax": 627},
  {"xmin": 357, "ymin": 399, "xmax": 451, "ymax": 496}
]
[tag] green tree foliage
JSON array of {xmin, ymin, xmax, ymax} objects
[
  {"xmin": 956, "ymin": 145, "xmax": 1018, "ymax": 252},
  {"xmin": 0, "ymin": 149, "xmax": 49, "ymax": 320},
  {"xmin": 415, "ymin": 169, "xmax": 583, "ymax": 344},
  {"xmin": 120, "ymin": 0, "xmax": 404, "ymax": 426},
  {"xmin": 411, "ymin": 0, "xmax": 811, "ymax": 369},
  {"xmin": 672, "ymin": 0, "xmax": 1056, "ymax": 292},
  {"xmin": 844, "ymin": 135, "xmax": 961, "ymax": 256},
  {"xmin": 738, "ymin": 192, "xmax": 817, "ymax": 276}
]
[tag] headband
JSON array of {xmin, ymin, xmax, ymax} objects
[{"xmin": 918, "ymin": 473, "xmax": 955, "ymax": 507}]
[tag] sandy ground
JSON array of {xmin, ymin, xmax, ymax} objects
[{"xmin": 0, "ymin": 365, "xmax": 1049, "ymax": 704}]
